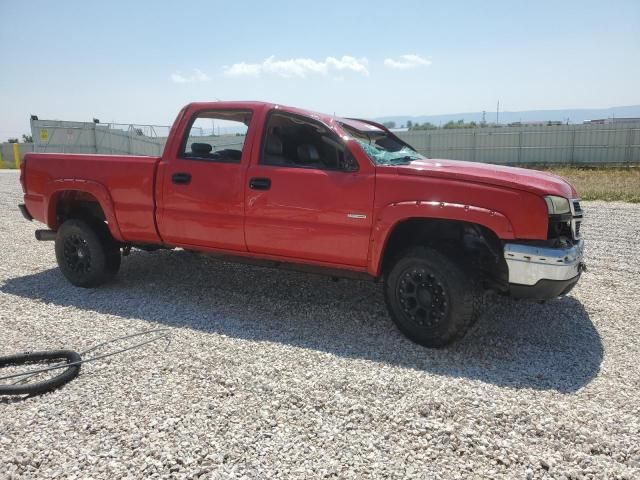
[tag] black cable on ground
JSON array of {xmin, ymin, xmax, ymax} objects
[
  {"xmin": 0, "ymin": 328, "xmax": 170, "ymax": 396},
  {"xmin": 0, "ymin": 350, "xmax": 82, "ymax": 396}
]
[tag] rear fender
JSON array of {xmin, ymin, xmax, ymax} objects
[
  {"xmin": 46, "ymin": 179, "xmax": 124, "ymax": 242},
  {"xmin": 368, "ymin": 200, "xmax": 515, "ymax": 276}
]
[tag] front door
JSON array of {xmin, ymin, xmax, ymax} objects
[{"xmin": 244, "ymin": 111, "xmax": 375, "ymax": 266}]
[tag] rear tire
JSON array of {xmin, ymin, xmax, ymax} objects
[
  {"xmin": 384, "ymin": 247, "xmax": 475, "ymax": 347},
  {"xmin": 55, "ymin": 219, "xmax": 121, "ymax": 288}
]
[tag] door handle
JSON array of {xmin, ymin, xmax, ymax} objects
[
  {"xmin": 249, "ymin": 177, "xmax": 271, "ymax": 190},
  {"xmin": 172, "ymin": 172, "xmax": 192, "ymax": 185}
]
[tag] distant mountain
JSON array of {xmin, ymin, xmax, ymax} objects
[{"xmin": 375, "ymin": 105, "xmax": 640, "ymax": 126}]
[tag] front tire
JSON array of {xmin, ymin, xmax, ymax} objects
[
  {"xmin": 55, "ymin": 219, "xmax": 121, "ymax": 288},
  {"xmin": 384, "ymin": 247, "xmax": 475, "ymax": 347}
]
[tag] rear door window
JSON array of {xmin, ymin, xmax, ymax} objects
[{"xmin": 181, "ymin": 110, "xmax": 252, "ymax": 163}]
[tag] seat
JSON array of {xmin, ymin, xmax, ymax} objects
[
  {"xmin": 263, "ymin": 134, "xmax": 285, "ymax": 165},
  {"xmin": 190, "ymin": 142, "xmax": 213, "ymax": 156},
  {"xmin": 296, "ymin": 144, "xmax": 323, "ymax": 167}
]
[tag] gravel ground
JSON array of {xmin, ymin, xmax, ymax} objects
[{"xmin": 0, "ymin": 169, "xmax": 639, "ymax": 479}]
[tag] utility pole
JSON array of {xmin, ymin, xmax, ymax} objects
[{"xmin": 496, "ymin": 101, "xmax": 500, "ymax": 125}]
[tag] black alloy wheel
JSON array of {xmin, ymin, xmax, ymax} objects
[
  {"xmin": 384, "ymin": 247, "xmax": 475, "ymax": 347},
  {"xmin": 55, "ymin": 219, "xmax": 121, "ymax": 288},
  {"xmin": 63, "ymin": 233, "xmax": 93, "ymax": 274},
  {"xmin": 397, "ymin": 267, "xmax": 449, "ymax": 329}
]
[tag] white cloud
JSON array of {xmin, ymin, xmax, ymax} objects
[
  {"xmin": 326, "ymin": 56, "xmax": 370, "ymax": 75},
  {"xmin": 170, "ymin": 69, "xmax": 211, "ymax": 83},
  {"xmin": 222, "ymin": 62, "xmax": 261, "ymax": 77},
  {"xmin": 383, "ymin": 54, "xmax": 431, "ymax": 70},
  {"xmin": 223, "ymin": 55, "xmax": 369, "ymax": 78}
]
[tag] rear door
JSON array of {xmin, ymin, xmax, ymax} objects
[
  {"xmin": 244, "ymin": 111, "xmax": 375, "ymax": 266},
  {"xmin": 157, "ymin": 109, "xmax": 255, "ymax": 251}
]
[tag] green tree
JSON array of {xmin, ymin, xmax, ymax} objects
[
  {"xmin": 7, "ymin": 138, "xmax": 18, "ymax": 143},
  {"xmin": 22, "ymin": 134, "xmax": 33, "ymax": 143},
  {"xmin": 406, "ymin": 120, "xmax": 413, "ymax": 128},
  {"xmin": 382, "ymin": 121, "xmax": 396, "ymax": 129},
  {"xmin": 411, "ymin": 122, "xmax": 437, "ymax": 130},
  {"xmin": 443, "ymin": 119, "xmax": 477, "ymax": 129}
]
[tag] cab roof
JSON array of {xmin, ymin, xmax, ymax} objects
[{"xmin": 183, "ymin": 101, "xmax": 388, "ymax": 134}]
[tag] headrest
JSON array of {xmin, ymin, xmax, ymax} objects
[
  {"xmin": 297, "ymin": 144, "xmax": 320, "ymax": 163},
  {"xmin": 191, "ymin": 143, "xmax": 212, "ymax": 154},
  {"xmin": 265, "ymin": 135, "xmax": 283, "ymax": 156}
]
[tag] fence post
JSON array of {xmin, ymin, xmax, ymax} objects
[
  {"xmin": 0, "ymin": 148, "xmax": 4, "ymax": 168},
  {"xmin": 13, "ymin": 143, "xmax": 20, "ymax": 168},
  {"xmin": 472, "ymin": 131, "xmax": 477, "ymax": 162},
  {"xmin": 625, "ymin": 127, "xmax": 634, "ymax": 165},
  {"xmin": 93, "ymin": 122, "xmax": 98, "ymax": 154},
  {"xmin": 570, "ymin": 127, "xmax": 576, "ymax": 165},
  {"xmin": 517, "ymin": 131, "xmax": 522, "ymax": 165}
]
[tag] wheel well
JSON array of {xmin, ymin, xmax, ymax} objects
[
  {"xmin": 381, "ymin": 218, "xmax": 509, "ymax": 290},
  {"xmin": 51, "ymin": 191, "xmax": 107, "ymax": 229}
]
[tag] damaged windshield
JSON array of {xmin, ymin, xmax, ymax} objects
[{"xmin": 340, "ymin": 121, "xmax": 426, "ymax": 165}]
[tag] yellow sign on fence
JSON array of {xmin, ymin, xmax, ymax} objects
[{"xmin": 39, "ymin": 129, "xmax": 49, "ymax": 142}]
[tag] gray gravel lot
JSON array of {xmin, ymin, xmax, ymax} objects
[{"xmin": 0, "ymin": 169, "xmax": 639, "ymax": 479}]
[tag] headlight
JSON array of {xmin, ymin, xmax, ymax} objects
[{"xmin": 544, "ymin": 195, "xmax": 571, "ymax": 215}]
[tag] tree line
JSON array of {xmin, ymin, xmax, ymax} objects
[
  {"xmin": 382, "ymin": 120, "xmax": 481, "ymax": 130},
  {"xmin": 6, "ymin": 134, "xmax": 33, "ymax": 143}
]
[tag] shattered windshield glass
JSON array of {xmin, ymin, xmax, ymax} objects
[
  {"xmin": 340, "ymin": 122, "xmax": 426, "ymax": 165},
  {"xmin": 354, "ymin": 139, "xmax": 425, "ymax": 165}
]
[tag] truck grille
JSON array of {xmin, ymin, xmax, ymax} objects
[{"xmin": 570, "ymin": 199, "xmax": 583, "ymax": 240}]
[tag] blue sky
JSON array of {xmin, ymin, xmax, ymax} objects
[{"xmin": 1, "ymin": 0, "xmax": 639, "ymax": 138}]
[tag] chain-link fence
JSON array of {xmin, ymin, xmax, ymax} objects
[{"xmin": 31, "ymin": 120, "xmax": 169, "ymax": 156}]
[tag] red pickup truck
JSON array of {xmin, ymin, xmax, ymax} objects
[{"xmin": 19, "ymin": 101, "xmax": 585, "ymax": 347}]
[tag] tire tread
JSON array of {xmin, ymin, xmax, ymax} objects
[
  {"xmin": 55, "ymin": 219, "xmax": 120, "ymax": 288},
  {"xmin": 384, "ymin": 246, "xmax": 477, "ymax": 347}
]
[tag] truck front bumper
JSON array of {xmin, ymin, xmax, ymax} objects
[{"xmin": 504, "ymin": 239, "xmax": 585, "ymax": 300}]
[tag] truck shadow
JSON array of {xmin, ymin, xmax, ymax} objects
[{"xmin": 1, "ymin": 250, "xmax": 602, "ymax": 393}]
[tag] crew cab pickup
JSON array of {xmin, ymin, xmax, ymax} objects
[{"xmin": 19, "ymin": 101, "xmax": 586, "ymax": 347}]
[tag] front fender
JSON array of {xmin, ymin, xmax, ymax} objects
[
  {"xmin": 46, "ymin": 179, "xmax": 124, "ymax": 242},
  {"xmin": 368, "ymin": 200, "xmax": 515, "ymax": 276}
]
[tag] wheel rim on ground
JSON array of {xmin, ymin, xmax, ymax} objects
[
  {"xmin": 396, "ymin": 267, "xmax": 449, "ymax": 328},
  {"xmin": 63, "ymin": 233, "xmax": 92, "ymax": 274}
]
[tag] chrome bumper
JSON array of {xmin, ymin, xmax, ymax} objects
[{"xmin": 504, "ymin": 239, "xmax": 585, "ymax": 287}]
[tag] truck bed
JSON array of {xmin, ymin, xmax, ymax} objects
[{"xmin": 22, "ymin": 153, "xmax": 162, "ymax": 244}]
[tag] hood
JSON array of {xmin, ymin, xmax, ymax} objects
[{"xmin": 394, "ymin": 159, "xmax": 577, "ymax": 198}]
